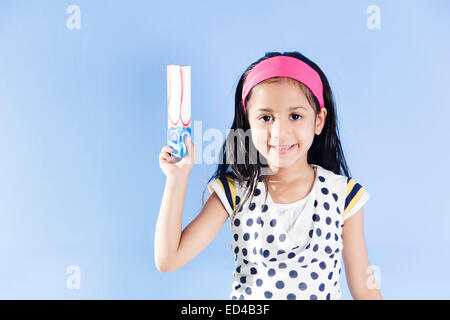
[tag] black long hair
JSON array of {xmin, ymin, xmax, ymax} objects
[{"xmin": 202, "ymin": 51, "xmax": 351, "ymax": 220}]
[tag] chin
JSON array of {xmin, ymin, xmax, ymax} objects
[{"xmin": 268, "ymin": 157, "xmax": 298, "ymax": 169}]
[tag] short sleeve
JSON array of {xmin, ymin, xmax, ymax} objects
[
  {"xmin": 343, "ymin": 177, "xmax": 371, "ymax": 221},
  {"xmin": 207, "ymin": 176, "xmax": 237, "ymax": 217}
]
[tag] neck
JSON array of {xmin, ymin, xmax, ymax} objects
[{"xmin": 264, "ymin": 159, "xmax": 314, "ymax": 185}]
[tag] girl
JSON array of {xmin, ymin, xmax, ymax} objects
[{"xmin": 155, "ymin": 51, "xmax": 382, "ymax": 300}]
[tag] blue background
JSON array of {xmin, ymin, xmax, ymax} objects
[{"xmin": 1, "ymin": 0, "xmax": 449, "ymax": 299}]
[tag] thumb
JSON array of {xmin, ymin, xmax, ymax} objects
[{"xmin": 185, "ymin": 135, "xmax": 194, "ymax": 155}]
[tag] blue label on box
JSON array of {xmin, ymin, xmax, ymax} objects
[{"xmin": 167, "ymin": 126, "xmax": 191, "ymax": 158}]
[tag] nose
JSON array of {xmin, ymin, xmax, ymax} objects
[{"xmin": 269, "ymin": 117, "xmax": 291, "ymax": 143}]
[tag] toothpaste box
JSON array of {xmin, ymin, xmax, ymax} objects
[{"xmin": 167, "ymin": 65, "xmax": 191, "ymax": 158}]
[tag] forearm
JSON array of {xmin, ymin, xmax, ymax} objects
[
  {"xmin": 351, "ymin": 276, "xmax": 383, "ymax": 300},
  {"xmin": 154, "ymin": 175, "xmax": 189, "ymax": 270},
  {"xmin": 352, "ymin": 288, "xmax": 383, "ymax": 300}
]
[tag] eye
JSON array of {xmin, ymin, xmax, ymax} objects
[
  {"xmin": 258, "ymin": 114, "xmax": 303, "ymax": 122},
  {"xmin": 259, "ymin": 115, "xmax": 272, "ymax": 122}
]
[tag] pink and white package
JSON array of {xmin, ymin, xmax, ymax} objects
[{"xmin": 167, "ymin": 65, "xmax": 191, "ymax": 158}]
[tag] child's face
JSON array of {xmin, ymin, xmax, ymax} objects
[{"xmin": 246, "ymin": 78, "xmax": 327, "ymax": 170}]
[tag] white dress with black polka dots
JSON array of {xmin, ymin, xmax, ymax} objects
[{"xmin": 207, "ymin": 163, "xmax": 370, "ymax": 300}]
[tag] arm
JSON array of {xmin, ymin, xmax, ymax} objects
[
  {"xmin": 342, "ymin": 207, "xmax": 383, "ymax": 300},
  {"xmin": 154, "ymin": 174, "xmax": 188, "ymax": 272},
  {"xmin": 155, "ymin": 136, "xmax": 230, "ymax": 272},
  {"xmin": 171, "ymin": 190, "xmax": 229, "ymax": 272},
  {"xmin": 154, "ymin": 175, "xmax": 229, "ymax": 272}
]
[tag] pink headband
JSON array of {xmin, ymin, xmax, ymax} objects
[{"xmin": 242, "ymin": 55, "xmax": 325, "ymax": 111}]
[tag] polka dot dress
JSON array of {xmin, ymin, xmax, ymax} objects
[{"xmin": 207, "ymin": 163, "xmax": 371, "ymax": 300}]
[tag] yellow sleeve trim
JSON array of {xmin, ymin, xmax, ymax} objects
[
  {"xmin": 214, "ymin": 176, "xmax": 236, "ymax": 213},
  {"xmin": 343, "ymin": 178, "xmax": 365, "ymax": 218},
  {"xmin": 226, "ymin": 176, "xmax": 236, "ymax": 211}
]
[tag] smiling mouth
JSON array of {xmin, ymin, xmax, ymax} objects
[{"xmin": 268, "ymin": 144, "xmax": 297, "ymax": 153}]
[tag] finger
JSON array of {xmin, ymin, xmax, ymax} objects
[
  {"xmin": 162, "ymin": 146, "xmax": 173, "ymax": 153},
  {"xmin": 161, "ymin": 146, "xmax": 174, "ymax": 156},
  {"xmin": 184, "ymin": 136, "xmax": 195, "ymax": 162},
  {"xmin": 160, "ymin": 151, "xmax": 169, "ymax": 159},
  {"xmin": 160, "ymin": 152, "xmax": 172, "ymax": 162},
  {"xmin": 185, "ymin": 136, "xmax": 193, "ymax": 153}
]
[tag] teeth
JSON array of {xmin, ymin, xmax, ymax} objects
[{"xmin": 270, "ymin": 144, "xmax": 294, "ymax": 150}]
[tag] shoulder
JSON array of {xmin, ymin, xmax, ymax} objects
[
  {"xmin": 343, "ymin": 175, "xmax": 371, "ymax": 221},
  {"xmin": 312, "ymin": 164, "xmax": 371, "ymax": 221},
  {"xmin": 207, "ymin": 175, "xmax": 240, "ymax": 216},
  {"xmin": 344, "ymin": 177, "xmax": 370, "ymax": 214},
  {"xmin": 313, "ymin": 164, "xmax": 368, "ymax": 194},
  {"xmin": 314, "ymin": 164, "xmax": 347, "ymax": 186}
]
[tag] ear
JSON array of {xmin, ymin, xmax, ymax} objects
[{"xmin": 315, "ymin": 108, "xmax": 327, "ymax": 135}]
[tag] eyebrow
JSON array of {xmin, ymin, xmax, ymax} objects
[{"xmin": 255, "ymin": 105, "xmax": 308, "ymax": 112}]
